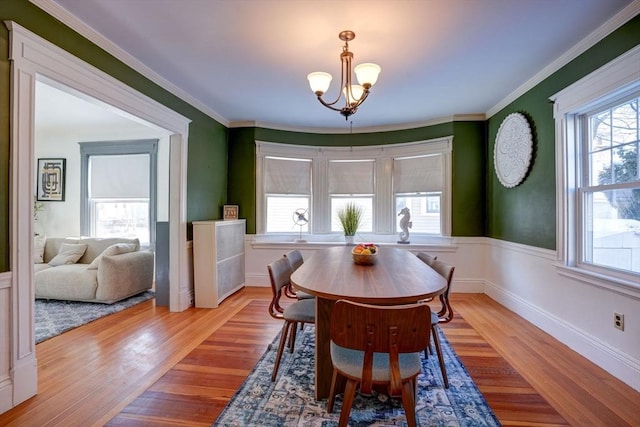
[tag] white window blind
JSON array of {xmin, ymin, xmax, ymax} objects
[
  {"xmin": 264, "ymin": 157, "xmax": 311, "ymax": 194},
  {"xmin": 393, "ymin": 155, "xmax": 442, "ymax": 193},
  {"xmin": 90, "ymin": 154, "xmax": 149, "ymax": 198},
  {"xmin": 328, "ymin": 160, "xmax": 375, "ymax": 194}
]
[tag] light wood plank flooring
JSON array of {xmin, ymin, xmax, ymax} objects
[{"xmin": 1, "ymin": 288, "xmax": 638, "ymax": 426}]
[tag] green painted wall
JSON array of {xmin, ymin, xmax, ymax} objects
[
  {"xmin": 486, "ymin": 14, "xmax": 640, "ymax": 250},
  {"xmin": 0, "ymin": 0, "xmax": 228, "ymax": 271},
  {"xmin": 453, "ymin": 121, "xmax": 486, "ymax": 237},
  {"xmin": 228, "ymin": 121, "xmax": 486, "ymax": 236}
]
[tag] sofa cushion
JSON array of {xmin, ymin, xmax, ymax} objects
[
  {"xmin": 78, "ymin": 237, "xmax": 141, "ymax": 264},
  {"xmin": 43, "ymin": 238, "xmax": 80, "ymax": 264},
  {"xmin": 34, "ymin": 263, "xmax": 52, "ymax": 273},
  {"xmin": 35, "ymin": 264, "xmax": 98, "ymax": 301},
  {"xmin": 49, "ymin": 243, "xmax": 88, "ymax": 266},
  {"xmin": 87, "ymin": 243, "xmax": 137, "ymax": 269},
  {"xmin": 34, "ymin": 234, "xmax": 46, "ymax": 263}
]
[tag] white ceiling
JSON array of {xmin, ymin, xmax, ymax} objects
[{"xmin": 40, "ymin": 0, "xmax": 637, "ymax": 131}]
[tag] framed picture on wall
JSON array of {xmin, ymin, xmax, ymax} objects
[
  {"xmin": 37, "ymin": 158, "xmax": 66, "ymax": 201},
  {"xmin": 223, "ymin": 205, "xmax": 239, "ymax": 220}
]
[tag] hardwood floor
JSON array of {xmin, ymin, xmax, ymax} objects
[{"xmin": 1, "ymin": 288, "xmax": 638, "ymax": 426}]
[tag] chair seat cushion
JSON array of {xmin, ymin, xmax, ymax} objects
[
  {"xmin": 431, "ymin": 311, "xmax": 439, "ymax": 325},
  {"xmin": 330, "ymin": 342, "xmax": 421, "ymax": 381},
  {"xmin": 283, "ymin": 298, "xmax": 315, "ymax": 323},
  {"xmin": 295, "ymin": 290, "xmax": 315, "ymax": 300}
]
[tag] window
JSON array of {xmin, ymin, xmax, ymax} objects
[
  {"xmin": 393, "ymin": 155, "xmax": 443, "ymax": 234},
  {"xmin": 256, "ymin": 138, "xmax": 452, "ymax": 238},
  {"xmin": 80, "ymin": 140, "xmax": 158, "ymax": 247},
  {"xmin": 581, "ymin": 97, "xmax": 639, "ymax": 274},
  {"xmin": 329, "ymin": 160, "xmax": 374, "ymax": 232},
  {"xmin": 553, "ymin": 45, "xmax": 640, "ymax": 288},
  {"xmin": 263, "ymin": 156, "xmax": 311, "ymax": 233}
]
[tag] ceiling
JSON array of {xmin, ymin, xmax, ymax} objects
[{"xmin": 40, "ymin": 0, "xmax": 636, "ymax": 132}]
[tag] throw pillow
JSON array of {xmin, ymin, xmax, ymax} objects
[
  {"xmin": 87, "ymin": 243, "xmax": 137, "ymax": 269},
  {"xmin": 48, "ymin": 243, "xmax": 88, "ymax": 266},
  {"xmin": 34, "ymin": 234, "xmax": 46, "ymax": 264}
]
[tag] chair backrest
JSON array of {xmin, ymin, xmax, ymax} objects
[
  {"xmin": 284, "ymin": 249, "xmax": 304, "ymax": 272},
  {"xmin": 330, "ymin": 299, "xmax": 431, "ymax": 393},
  {"xmin": 267, "ymin": 257, "xmax": 293, "ymax": 319},
  {"xmin": 430, "ymin": 259, "xmax": 454, "ymax": 297},
  {"xmin": 416, "ymin": 252, "xmax": 437, "ymax": 267},
  {"xmin": 429, "ymin": 259, "xmax": 455, "ymax": 322}
]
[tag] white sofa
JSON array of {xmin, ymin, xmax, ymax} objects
[{"xmin": 34, "ymin": 236, "xmax": 154, "ymax": 304}]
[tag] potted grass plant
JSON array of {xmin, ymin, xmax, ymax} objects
[{"xmin": 337, "ymin": 202, "xmax": 363, "ymax": 244}]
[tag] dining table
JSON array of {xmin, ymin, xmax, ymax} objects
[{"xmin": 290, "ymin": 245, "xmax": 447, "ymax": 400}]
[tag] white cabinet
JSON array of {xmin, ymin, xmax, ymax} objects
[{"xmin": 193, "ymin": 219, "xmax": 245, "ymax": 308}]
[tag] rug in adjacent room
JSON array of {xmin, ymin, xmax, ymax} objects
[
  {"xmin": 213, "ymin": 325, "xmax": 501, "ymax": 426},
  {"xmin": 35, "ymin": 290, "xmax": 155, "ymax": 344}
]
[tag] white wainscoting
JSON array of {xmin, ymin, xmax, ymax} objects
[
  {"xmin": 0, "ymin": 272, "xmax": 13, "ymax": 413},
  {"xmin": 242, "ymin": 234, "xmax": 640, "ymax": 391}
]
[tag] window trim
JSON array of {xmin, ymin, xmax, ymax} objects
[
  {"xmin": 80, "ymin": 139, "xmax": 158, "ymax": 247},
  {"xmin": 255, "ymin": 137, "xmax": 453, "ymax": 239},
  {"xmin": 551, "ymin": 44, "xmax": 640, "ymax": 292}
]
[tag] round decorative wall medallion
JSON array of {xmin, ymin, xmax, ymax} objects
[{"xmin": 494, "ymin": 112, "xmax": 533, "ymax": 188}]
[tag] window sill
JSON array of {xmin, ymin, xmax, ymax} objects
[
  {"xmin": 249, "ymin": 233, "xmax": 457, "ymax": 252},
  {"xmin": 554, "ymin": 264, "xmax": 640, "ymax": 298}
]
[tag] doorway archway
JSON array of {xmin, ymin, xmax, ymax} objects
[{"xmin": 5, "ymin": 21, "xmax": 191, "ymax": 408}]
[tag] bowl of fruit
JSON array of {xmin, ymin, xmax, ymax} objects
[{"xmin": 352, "ymin": 243, "xmax": 378, "ymax": 265}]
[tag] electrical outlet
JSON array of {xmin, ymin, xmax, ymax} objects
[{"xmin": 614, "ymin": 313, "xmax": 624, "ymax": 331}]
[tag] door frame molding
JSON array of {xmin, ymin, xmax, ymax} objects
[{"xmin": 4, "ymin": 21, "xmax": 191, "ymax": 409}]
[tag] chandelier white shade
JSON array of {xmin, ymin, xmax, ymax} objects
[
  {"xmin": 354, "ymin": 63, "xmax": 381, "ymax": 86},
  {"xmin": 307, "ymin": 30, "xmax": 381, "ymax": 119}
]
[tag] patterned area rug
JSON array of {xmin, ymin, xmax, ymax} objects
[
  {"xmin": 213, "ymin": 325, "xmax": 501, "ymax": 426},
  {"xmin": 35, "ymin": 291, "xmax": 155, "ymax": 344}
]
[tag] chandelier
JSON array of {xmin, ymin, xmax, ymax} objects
[{"xmin": 307, "ymin": 30, "xmax": 381, "ymax": 119}]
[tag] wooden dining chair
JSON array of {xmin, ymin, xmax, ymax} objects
[
  {"xmin": 283, "ymin": 249, "xmax": 314, "ymax": 300},
  {"xmin": 284, "ymin": 249, "xmax": 304, "ymax": 271},
  {"xmin": 426, "ymin": 259, "xmax": 455, "ymax": 388},
  {"xmin": 326, "ymin": 299, "xmax": 431, "ymax": 427},
  {"xmin": 415, "ymin": 252, "xmax": 439, "ymax": 303},
  {"xmin": 267, "ymin": 256, "xmax": 316, "ymax": 381},
  {"xmin": 416, "ymin": 251, "xmax": 437, "ymax": 267}
]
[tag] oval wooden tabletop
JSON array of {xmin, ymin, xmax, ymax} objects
[{"xmin": 291, "ymin": 246, "xmax": 446, "ymax": 304}]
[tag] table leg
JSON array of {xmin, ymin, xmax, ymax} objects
[{"xmin": 315, "ymin": 297, "xmax": 334, "ymax": 400}]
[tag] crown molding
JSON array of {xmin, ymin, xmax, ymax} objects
[
  {"xmin": 229, "ymin": 114, "xmax": 486, "ymax": 134},
  {"xmin": 487, "ymin": 0, "xmax": 640, "ymax": 119},
  {"xmin": 29, "ymin": 0, "xmax": 229, "ymax": 127}
]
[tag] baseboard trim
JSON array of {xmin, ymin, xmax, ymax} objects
[
  {"xmin": 0, "ymin": 379, "xmax": 12, "ymax": 413},
  {"xmin": 11, "ymin": 357, "xmax": 38, "ymax": 408},
  {"xmin": 245, "ymin": 273, "xmax": 269, "ymax": 287},
  {"xmin": 451, "ymin": 278, "xmax": 485, "ymax": 293}
]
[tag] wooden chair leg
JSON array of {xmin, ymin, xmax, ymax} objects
[
  {"xmin": 338, "ymin": 378, "xmax": 358, "ymax": 427},
  {"xmin": 424, "ymin": 342, "xmax": 434, "ymax": 359},
  {"xmin": 401, "ymin": 379, "xmax": 418, "ymax": 427},
  {"xmin": 327, "ymin": 368, "xmax": 339, "ymax": 413},
  {"xmin": 288, "ymin": 322, "xmax": 297, "ymax": 352},
  {"xmin": 271, "ymin": 321, "xmax": 291, "ymax": 381},
  {"xmin": 431, "ymin": 326, "xmax": 449, "ymax": 388}
]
